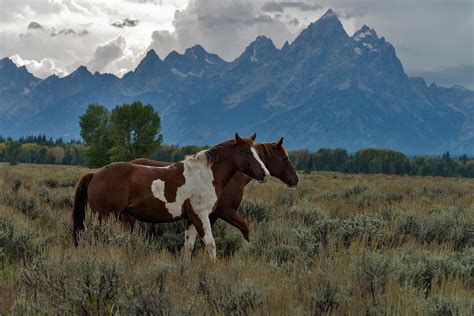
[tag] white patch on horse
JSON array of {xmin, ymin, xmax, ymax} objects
[
  {"xmin": 251, "ymin": 147, "xmax": 269, "ymax": 177},
  {"xmin": 150, "ymin": 152, "xmax": 218, "ymax": 219},
  {"xmin": 198, "ymin": 211, "xmax": 217, "ymax": 259}
]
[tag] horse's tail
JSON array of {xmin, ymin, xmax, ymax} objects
[{"xmin": 72, "ymin": 172, "xmax": 94, "ymax": 246}]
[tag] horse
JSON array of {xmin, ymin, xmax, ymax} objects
[
  {"xmin": 131, "ymin": 137, "xmax": 299, "ymax": 253},
  {"xmin": 72, "ymin": 133, "xmax": 269, "ymax": 260}
]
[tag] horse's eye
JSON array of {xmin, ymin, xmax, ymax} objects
[
  {"xmin": 283, "ymin": 157, "xmax": 289, "ymax": 161},
  {"xmin": 247, "ymin": 151, "xmax": 252, "ymax": 156}
]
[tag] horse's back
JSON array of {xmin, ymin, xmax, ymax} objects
[
  {"xmin": 88, "ymin": 162, "xmax": 151, "ymax": 212},
  {"xmin": 130, "ymin": 158, "xmax": 172, "ymax": 168}
]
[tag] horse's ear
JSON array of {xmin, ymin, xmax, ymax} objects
[
  {"xmin": 235, "ymin": 132, "xmax": 243, "ymax": 143},
  {"xmin": 277, "ymin": 137, "xmax": 284, "ymax": 147},
  {"xmin": 250, "ymin": 133, "xmax": 256, "ymax": 141}
]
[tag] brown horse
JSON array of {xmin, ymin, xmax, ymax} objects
[
  {"xmin": 72, "ymin": 134, "xmax": 269, "ymax": 260},
  {"xmin": 131, "ymin": 137, "xmax": 299, "ymax": 255}
]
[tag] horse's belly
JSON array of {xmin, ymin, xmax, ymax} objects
[
  {"xmin": 127, "ymin": 207, "xmax": 180, "ymax": 223},
  {"xmin": 128, "ymin": 196, "xmax": 176, "ymax": 222}
]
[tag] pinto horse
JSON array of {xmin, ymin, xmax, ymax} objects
[
  {"xmin": 72, "ymin": 134, "xmax": 269, "ymax": 260},
  {"xmin": 131, "ymin": 137, "xmax": 299, "ymax": 254}
]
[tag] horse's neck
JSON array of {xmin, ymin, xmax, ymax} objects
[{"xmin": 210, "ymin": 160, "xmax": 237, "ymax": 197}]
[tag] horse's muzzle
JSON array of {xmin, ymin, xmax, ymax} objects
[
  {"xmin": 287, "ymin": 176, "xmax": 299, "ymax": 188},
  {"xmin": 257, "ymin": 171, "xmax": 268, "ymax": 183}
]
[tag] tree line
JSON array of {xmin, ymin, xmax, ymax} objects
[
  {"xmin": 0, "ymin": 136, "xmax": 86, "ymax": 165},
  {"xmin": 2, "ymin": 101, "xmax": 474, "ymax": 178},
  {"xmin": 0, "ymin": 101, "xmax": 206, "ymax": 166},
  {"xmin": 290, "ymin": 148, "xmax": 474, "ymax": 178}
]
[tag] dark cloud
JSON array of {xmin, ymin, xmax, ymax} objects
[
  {"xmin": 148, "ymin": 0, "xmax": 293, "ymax": 61},
  {"xmin": 27, "ymin": 21, "xmax": 43, "ymax": 30},
  {"xmin": 87, "ymin": 35, "xmax": 127, "ymax": 72},
  {"xmin": 289, "ymin": 17, "xmax": 299, "ymax": 26},
  {"xmin": 262, "ymin": 2, "xmax": 322, "ymax": 13},
  {"xmin": 198, "ymin": 13, "xmax": 273, "ymax": 28},
  {"xmin": 50, "ymin": 28, "xmax": 89, "ymax": 37},
  {"xmin": 111, "ymin": 18, "xmax": 140, "ymax": 28}
]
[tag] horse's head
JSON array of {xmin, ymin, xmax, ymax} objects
[
  {"xmin": 256, "ymin": 137, "xmax": 299, "ymax": 187},
  {"xmin": 233, "ymin": 133, "xmax": 269, "ymax": 183}
]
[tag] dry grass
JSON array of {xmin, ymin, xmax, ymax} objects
[{"xmin": 0, "ymin": 163, "xmax": 473, "ymax": 315}]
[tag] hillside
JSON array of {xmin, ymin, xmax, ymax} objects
[{"xmin": 1, "ymin": 9, "xmax": 473, "ymax": 154}]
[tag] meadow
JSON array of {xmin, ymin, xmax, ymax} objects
[{"xmin": 0, "ymin": 163, "xmax": 473, "ymax": 315}]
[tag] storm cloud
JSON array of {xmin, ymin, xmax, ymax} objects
[
  {"xmin": 261, "ymin": 1, "xmax": 322, "ymax": 13},
  {"xmin": 27, "ymin": 21, "xmax": 43, "ymax": 30},
  {"xmin": 1, "ymin": 0, "xmax": 472, "ymax": 89},
  {"xmin": 111, "ymin": 18, "xmax": 140, "ymax": 28}
]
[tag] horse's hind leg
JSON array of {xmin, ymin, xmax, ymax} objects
[
  {"xmin": 183, "ymin": 221, "xmax": 198, "ymax": 261},
  {"xmin": 117, "ymin": 208, "xmax": 136, "ymax": 231}
]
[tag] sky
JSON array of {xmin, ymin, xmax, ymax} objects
[{"xmin": 1, "ymin": 0, "xmax": 473, "ymax": 89}]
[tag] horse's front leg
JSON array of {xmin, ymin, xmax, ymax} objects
[
  {"xmin": 200, "ymin": 215, "xmax": 216, "ymax": 260},
  {"xmin": 187, "ymin": 211, "xmax": 216, "ymax": 261}
]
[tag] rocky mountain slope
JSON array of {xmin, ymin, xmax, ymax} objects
[{"xmin": 1, "ymin": 9, "xmax": 473, "ymax": 153}]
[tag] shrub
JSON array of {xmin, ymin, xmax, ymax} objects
[
  {"xmin": 421, "ymin": 208, "xmax": 473, "ymax": 249},
  {"xmin": 1, "ymin": 189, "xmax": 44, "ymax": 220},
  {"xmin": 117, "ymin": 262, "xmax": 173, "ymax": 315},
  {"xmin": 307, "ymin": 281, "xmax": 342, "ymax": 314},
  {"xmin": 78, "ymin": 217, "xmax": 162, "ymax": 256},
  {"xmin": 204, "ymin": 278, "xmax": 262, "ymax": 315},
  {"xmin": 39, "ymin": 187, "xmax": 72, "ymax": 209},
  {"xmin": 398, "ymin": 250, "xmax": 474, "ymax": 294},
  {"xmin": 285, "ymin": 207, "xmax": 321, "ymax": 227},
  {"xmin": 335, "ymin": 214, "xmax": 386, "ymax": 247},
  {"xmin": 43, "ymin": 178, "xmax": 78, "ymax": 188},
  {"xmin": 426, "ymin": 295, "xmax": 459, "ymax": 316},
  {"xmin": 351, "ymin": 250, "xmax": 398, "ymax": 300},
  {"xmin": 238, "ymin": 199, "xmax": 274, "ymax": 223},
  {"xmin": 343, "ymin": 184, "xmax": 368, "ymax": 199},
  {"xmin": 15, "ymin": 250, "xmax": 124, "ymax": 315},
  {"xmin": 139, "ymin": 221, "xmax": 184, "ymax": 253},
  {"xmin": 0, "ymin": 213, "xmax": 51, "ymax": 264}
]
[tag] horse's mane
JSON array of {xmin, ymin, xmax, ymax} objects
[
  {"xmin": 192, "ymin": 139, "xmax": 287, "ymax": 165},
  {"xmin": 254, "ymin": 142, "xmax": 287, "ymax": 160},
  {"xmin": 203, "ymin": 139, "xmax": 237, "ymax": 164},
  {"xmin": 195, "ymin": 138, "xmax": 252, "ymax": 165}
]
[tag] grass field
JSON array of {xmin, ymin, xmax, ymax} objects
[{"xmin": 0, "ymin": 163, "xmax": 473, "ymax": 315}]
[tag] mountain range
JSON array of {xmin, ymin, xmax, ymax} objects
[{"xmin": 1, "ymin": 9, "xmax": 473, "ymax": 154}]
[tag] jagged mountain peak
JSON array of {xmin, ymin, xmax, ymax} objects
[
  {"xmin": 238, "ymin": 35, "xmax": 277, "ymax": 63},
  {"xmin": 144, "ymin": 49, "xmax": 160, "ymax": 60},
  {"xmin": 67, "ymin": 65, "xmax": 92, "ymax": 78},
  {"xmin": 134, "ymin": 49, "xmax": 163, "ymax": 70},
  {"xmin": 0, "ymin": 56, "xmax": 15, "ymax": 67},
  {"xmin": 163, "ymin": 45, "xmax": 225, "ymax": 78},
  {"xmin": 293, "ymin": 8, "xmax": 348, "ymax": 47},
  {"xmin": 320, "ymin": 8, "xmax": 337, "ymax": 20},
  {"xmin": 183, "ymin": 45, "xmax": 225, "ymax": 65},
  {"xmin": 184, "ymin": 45, "xmax": 206, "ymax": 58},
  {"xmin": 353, "ymin": 25, "xmax": 379, "ymax": 41},
  {"xmin": 132, "ymin": 49, "xmax": 166, "ymax": 73},
  {"xmin": 0, "ymin": 57, "xmax": 37, "ymax": 79},
  {"xmin": 1, "ymin": 12, "xmax": 473, "ymax": 154}
]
